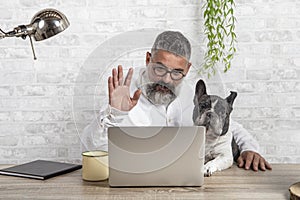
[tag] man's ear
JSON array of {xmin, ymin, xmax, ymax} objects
[
  {"xmin": 146, "ymin": 52, "xmax": 151, "ymax": 65},
  {"xmin": 186, "ymin": 62, "xmax": 192, "ymax": 73}
]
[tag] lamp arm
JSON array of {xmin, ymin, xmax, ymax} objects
[
  {"xmin": 0, "ymin": 25, "xmax": 34, "ymax": 40},
  {"xmin": 0, "ymin": 27, "xmax": 17, "ymax": 39},
  {"xmin": 0, "ymin": 28, "xmax": 6, "ymax": 39},
  {"xmin": 29, "ymin": 36, "xmax": 37, "ymax": 60},
  {"xmin": 1, "ymin": 27, "xmax": 36, "ymax": 59},
  {"xmin": 0, "ymin": 28, "xmax": 15, "ymax": 38}
]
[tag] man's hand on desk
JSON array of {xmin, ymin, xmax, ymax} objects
[{"xmin": 237, "ymin": 151, "xmax": 272, "ymax": 171}]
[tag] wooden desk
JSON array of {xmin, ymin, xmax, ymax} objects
[{"xmin": 0, "ymin": 164, "xmax": 299, "ymax": 199}]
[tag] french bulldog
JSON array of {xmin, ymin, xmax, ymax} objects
[{"xmin": 193, "ymin": 79, "xmax": 237, "ymax": 176}]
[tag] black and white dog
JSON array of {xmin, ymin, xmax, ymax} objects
[{"xmin": 193, "ymin": 79, "xmax": 237, "ymax": 176}]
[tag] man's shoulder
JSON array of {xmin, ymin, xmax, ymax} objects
[{"xmin": 179, "ymin": 79, "xmax": 195, "ymax": 98}]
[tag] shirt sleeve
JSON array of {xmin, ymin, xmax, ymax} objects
[
  {"xmin": 230, "ymin": 119, "xmax": 260, "ymax": 153},
  {"xmin": 81, "ymin": 104, "xmax": 128, "ymax": 153}
]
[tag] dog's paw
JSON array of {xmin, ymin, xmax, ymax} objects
[{"xmin": 204, "ymin": 163, "xmax": 217, "ymax": 177}]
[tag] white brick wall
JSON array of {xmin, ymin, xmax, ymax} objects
[{"xmin": 0, "ymin": 0, "xmax": 299, "ymax": 164}]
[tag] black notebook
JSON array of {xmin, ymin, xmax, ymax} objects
[{"xmin": 0, "ymin": 160, "xmax": 82, "ymax": 180}]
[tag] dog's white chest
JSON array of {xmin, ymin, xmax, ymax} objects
[{"xmin": 204, "ymin": 131, "xmax": 233, "ymax": 162}]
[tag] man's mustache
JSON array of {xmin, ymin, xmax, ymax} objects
[{"xmin": 152, "ymin": 81, "xmax": 175, "ymax": 93}]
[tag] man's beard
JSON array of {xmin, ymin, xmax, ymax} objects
[{"xmin": 145, "ymin": 81, "xmax": 177, "ymax": 106}]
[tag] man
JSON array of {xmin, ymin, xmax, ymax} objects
[{"xmin": 83, "ymin": 31, "xmax": 272, "ymax": 172}]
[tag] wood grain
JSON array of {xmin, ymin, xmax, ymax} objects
[{"xmin": 0, "ymin": 164, "xmax": 299, "ymax": 199}]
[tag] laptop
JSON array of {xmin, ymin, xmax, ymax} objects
[{"xmin": 108, "ymin": 126, "xmax": 205, "ymax": 187}]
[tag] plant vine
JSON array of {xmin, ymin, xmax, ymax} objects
[{"xmin": 201, "ymin": 0, "xmax": 237, "ymax": 77}]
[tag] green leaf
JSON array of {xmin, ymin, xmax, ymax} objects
[
  {"xmin": 226, "ymin": 54, "xmax": 233, "ymax": 60},
  {"xmin": 231, "ymin": 32, "xmax": 236, "ymax": 38},
  {"xmin": 202, "ymin": 0, "xmax": 237, "ymax": 77},
  {"xmin": 204, "ymin": 10, "xmax": 209, "ymax": 18}
]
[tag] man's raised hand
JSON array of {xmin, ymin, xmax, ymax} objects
[{"xmin": 108, "ymin": 65, "xmax": 141, "ymax": 111}]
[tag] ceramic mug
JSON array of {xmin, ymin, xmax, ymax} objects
[{"xmin": 82, "ymin": 150, "xmax": 109, "ymax": 181}]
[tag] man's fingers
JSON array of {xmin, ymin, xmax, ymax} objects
[
  {"xmin": 108, "ymin": 76, "xmax": 114, "ymax": 104},
  {"xmin": 259, "ymin": 157, "xmax": 266, "ymax": 171},
  {"xmin": 252, "ymin": 154, "xmax": 260, "ymax": 171},
  {"xmin": 237, "ymin": 151, "xmax": 272, "ymax": 172},
  {"xmin": 237, "ymin": 155, "xmax": 244, "ymax": 168},
  {"xmin": 245, "ymin": 153, "xmax": 254, "ymax": 170},
  {"xmin": 264, "ymin": 160, "xmax": 272, "ymax": 170},
  {"xmin": 118, "ymin": 65, "xmax": 123, "ymax": 85},
  {"xmin": 124, "ymin": 68, "xmax": 133, "ymax": 86},
  {"xmin": 112, "ymin": 68, "xmax": 119, "ymax": 88},
  {"xmin": 131, "ymin": 89, "xmax": 142, "ymax": 106}
]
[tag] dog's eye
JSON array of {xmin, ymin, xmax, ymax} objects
[
  {"xmin": 199, "ymin": 103, "xmax": 208, "ymax": 109},
  {"xmin": 218, "ymin": 107, "xmax": 226, "ymax": 116}
]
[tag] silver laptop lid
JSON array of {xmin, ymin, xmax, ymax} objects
[{"xmin": 108, "ymin": 126, "xmax": 205, "ymax": 187}]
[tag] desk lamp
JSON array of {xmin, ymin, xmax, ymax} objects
[{"xmin": 0, "ymin": 8, "xmax": 70, "ymax": 59}]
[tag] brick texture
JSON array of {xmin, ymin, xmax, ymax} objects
[{"xmin": 0, "ymin": 0, "xmax": 299, "ymax": 164}]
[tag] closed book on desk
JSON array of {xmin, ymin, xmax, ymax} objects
[{"xmin": 0, "ymin": 160, "xmax": 82, "ymax": 180}]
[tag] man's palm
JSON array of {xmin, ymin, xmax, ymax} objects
[{"xmin": 108, "ymin": 66, "xmax": 141, "ymax": 111}]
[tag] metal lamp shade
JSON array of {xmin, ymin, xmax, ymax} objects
[{"xmin": 31, "ymin": 8, "xmax": 70, "ymax": 41}]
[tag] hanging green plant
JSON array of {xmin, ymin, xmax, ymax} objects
[{"xmin": 201, "ymin": 0, "xmax": 237, "ymax": 77}]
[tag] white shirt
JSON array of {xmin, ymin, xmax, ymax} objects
[{"xmin": 82, "ymin": 68, "xmax": 259, "ymax": 154}]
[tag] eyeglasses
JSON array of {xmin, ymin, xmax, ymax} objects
[{"xmin": 151, "ymin": 63, "xmax": 186, "ymax": 81}]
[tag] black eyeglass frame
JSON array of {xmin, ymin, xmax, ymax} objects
[{"xmin": 151, "ymin": 63, "xmax": 186, "ymax": 81}]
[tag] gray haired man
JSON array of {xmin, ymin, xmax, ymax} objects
[{"xmin": 83, "ymin": 31, "xmax": 272, "ymax": 172}]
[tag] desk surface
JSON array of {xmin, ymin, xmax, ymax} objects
[{"xmin": 0, "ymin": 164, "xmax": 299, "ymax": 200}]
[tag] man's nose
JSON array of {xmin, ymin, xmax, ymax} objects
[{"xmin": 162, "ymin": 72, "xmax": 173, "ymax": 84}]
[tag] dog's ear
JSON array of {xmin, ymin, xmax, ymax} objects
[
  {"xmin": 221, "ymin": 115, "xmax": 230, "ymax": 136},
  {"xmin": 194, "ymin": 79, "xmax": 207, "ymax": 105},
  {"xmin": 226, "ymin": 91, "xmax": 237, "ymax": 106},
  {"xmin": 221, "ymin": 92, "xmax": 237, "ymax": 136}
]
